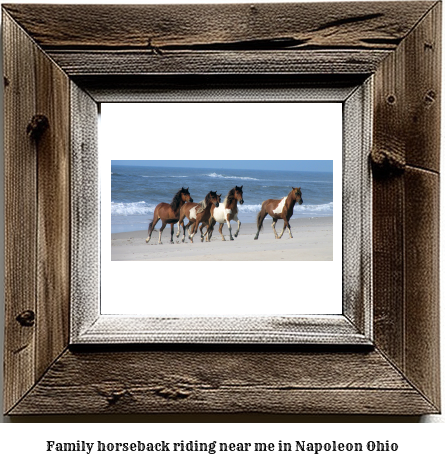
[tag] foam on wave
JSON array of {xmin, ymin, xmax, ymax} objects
[
  {"xmin": 111, "ymin": 201, "xmax": 156, "ymax": 216},
  {"xmin": 205, "ymin": 172, "xmax": 259, "ymax": 181}
]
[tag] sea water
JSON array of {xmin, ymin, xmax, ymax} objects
[{"xmin": 110, "ymin": 165, "xmax": 333, "ymax": 234}]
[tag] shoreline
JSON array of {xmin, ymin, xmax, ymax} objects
[{"xmin": 111, "ymin": 216, "xmax": 333, "ymax": 261}]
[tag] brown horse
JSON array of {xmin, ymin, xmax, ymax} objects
[
  {"xmin": 177, "ymin": 191, "xmax": 221, "ymax": 243},
  {"xmin": 254, "ymin": 187, "xmax": 303, "ymax": 240},
  {"xmin": 207, "ymin": 186, "xmax": 244, "ymax": 241},
  {"xmin": 146, "ymin": 187, "xmax": 193, "ymax": 244}
]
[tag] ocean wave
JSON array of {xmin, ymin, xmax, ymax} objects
[
  {"xmin": 111, "ymin": 201, "xmax": 156, "ymax": 216},
  {"xmin": 238, "ymin": 204, "xmax": 263, "ymax": 213},
  {"xmin": 141, "ymin": 175, "xmax": 188, "ymax": 178},
  {"xmin": 205, "ymin": 172, "xmax": 259, "ymax": 181},
  {"xmin": 299, "ymin": 202, "xmax": 333, "ymax": 212},
  {"xmin": 237, "ymin": 202, "xmax": 333, "ymax": 214}
]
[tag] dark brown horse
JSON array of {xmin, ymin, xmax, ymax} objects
[
  {"xmin": 207, "ymin": 186, "xmax": 244, "ymax": 241},
  {"xmin": 146, "ymin": 187, "xmax": 193, "ymax": 244},
  {"xmin": 177, "ymin": 191, "xmax": 221, "ymax": 243},
  {"xmin": 254, "ymin": 187, "xmax": 303, "ymax": 240}
]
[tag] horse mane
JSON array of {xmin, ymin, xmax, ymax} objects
[
  {"xmin": 197, "ymin": 191, "xmax": 216, "ymax": 213},
  {"xmin": 170, "ymin": 189, "xmax": 184, "ymax": 211},
  {"xmin": 196, "ymin": 199, "xmax": 207, "ymax": 214},
  {"xmin": 223, "ymin": 188, "xmax": 236, "ymax": 207}
]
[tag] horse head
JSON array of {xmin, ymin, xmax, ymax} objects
[
  {"xmin": 209, "ymin": 190, "xmax": 220, "ymax": 208},
  {"xmin": 235, "ymin": 185, "xmax": 244, "ymax": 205},
  {"xmin": 181, "ymin": 187, "xmax": 193, "ymax": 203},
  {"xmin": 292, "ymin": 187, "xmax": 303, "ymax": 205}
]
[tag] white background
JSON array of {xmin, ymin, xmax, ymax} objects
[
  {"xmin": 101, "ymin": 102, "xmax": 342, "ymax": 316},
  {"xmin": 0, "ymin": 0, "xmax": 444, "ymax": 460}
]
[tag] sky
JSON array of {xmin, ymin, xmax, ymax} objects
[{"xmin": 110, "ymin": 160, "xmax": 333, "ymax": 172}]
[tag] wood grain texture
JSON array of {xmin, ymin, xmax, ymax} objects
[
  {"xmin": 371, "ymin": 2, "xmax": 441, "ymax": 172},
  {"xmin": 371, "ymin": 8, "xmax": 408, "ymax": 372},
  {"xmin": 371, "ymin": 3, "xmax": 441, "ymax": 411},
  {"xmin": 404, "ymin": 167, "xmax": 440, "ymax": 408},
  {"xmin": 77, "ymin": 74, "xmax": 366, "ymax": 103},
  {"xmin": 404, "ymin": 2, "xmax": 441, "ymax": 172},
  {"xmin": 8, "ymin": 349, "xmax": 437, "ymax": 415},
  {"xmin": 2, "ymin": 2, "xmax": 435, "ymax": 50},
  {"xmin": 3, "ymin": 2, "xmax": 441, "ymax": 416},
  {"xmin": 3, "ymin": 12, "xmax": 37, "ymax": 414},
  {"xmin": 70, "ymin": 84, "xmax": 99, "ymax": 340},
  {"xmin": 372, "ymin": 175, "xmax": 405, "ymax": 369},
  {"xmin": 342, "ymin": 82, "xmax": 372, "ymax": 336},
  {"xmin": 35, "ymin": 45, "xmax": 71, "ymax": 380},
  {"xmin": 75, "ymin": 316, "xmax": 370, "ymax": 345},
  {"xmin": 47, "ymin": 50, "xmax": 391, "ymax": 77}
]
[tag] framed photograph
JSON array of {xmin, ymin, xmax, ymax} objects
[{"xmin": 3, "ymin": 2, "xmax": 440, "ymax": 415}]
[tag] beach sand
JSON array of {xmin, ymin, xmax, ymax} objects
[{"xmin": 111, "ymin": 216, "xmax": 333, "ymax": 261}]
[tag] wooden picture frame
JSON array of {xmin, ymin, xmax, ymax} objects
[{"xmin": 3, "ymin": 2, "xmax": 440, "ymax": 415}]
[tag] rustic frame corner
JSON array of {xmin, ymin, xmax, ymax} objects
[{"xmin": 3, "ymin": 2, "xmax": 441, "ymax": 415}]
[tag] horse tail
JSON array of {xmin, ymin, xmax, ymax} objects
[
  {"xmin": 257, "ymin": 201, "xmax": 267, "ymax": 232},
  {"xmin": 148, "ymin": 206, "xmax": 159, "ymax": 234}
]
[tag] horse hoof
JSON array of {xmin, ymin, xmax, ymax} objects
[{"xmin": 254, "ymin": 237, "xmax": 258, "ymax": 240}]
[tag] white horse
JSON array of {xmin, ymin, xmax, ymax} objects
[{"xmin": 207, "ymin": 186, "xmax": 244, "ymax": 241}]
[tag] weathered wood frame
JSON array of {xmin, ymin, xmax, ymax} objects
[
  {"xmin": 71, "ymin": 82, "xmax": 372, "ymax": 346},
  {"xmin": 3, "ymin": 2, "xmax": 441, "ymax": 415}
]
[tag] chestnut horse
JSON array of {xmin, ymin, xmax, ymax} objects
[
  {"xmin": 177, "ymin": 191, "xmax": 221, "ymax": 243},
  {"xmin": 207, "ymin": 186, "xmax": 244, "ymax": 241},
  {"xmin": 254, "ymin": 187, "xmax": 303, "ymax": 240},
  {"xmin": 146, "ymin": 187, "xmax": 193, "ymax": 244}
]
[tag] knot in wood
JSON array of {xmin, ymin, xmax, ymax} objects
[
  {"xmin": 16, "ymin": 310, "xmax": 35, "ymax": 327},
  {"xmin": 105, "ymin": 390, "xmax": 128, "ymax": 405},
  {"xmin": 370, "ymin": 149, "xmax": 405, "ymax": 177},
  {"xmin": 425, "ymin": 90, "xmax": 436, "ymax": 105},
  {"xmin": 154, "ymin": 386, "xmax": 191, "ymax": 400},
  {"xmin": 27, "ymin": 115, "xmax": 49, "ymax": 140}
]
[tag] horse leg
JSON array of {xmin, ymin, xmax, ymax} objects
[
  {"xmin": 278, "ymin": 220, "xmax": 287, "ymax": 239},
  {"xmin": 285, "ymin": 218, "xmax": 293, "ymax": 238},
  {"xmin": 219, "ymin": 222, "xmax": 226, "ymax": 241},
  {"xmin": 188, "ymin": 220, "xmax": 196, "ymax": 242},
  {"xmin": 271, "ymin": 218, "xmax": 279, "ymax": 239},
  {"xmin": 204, "ymin": 222, "xmax": 213, "ymax": 242},
  {"xmin": 170, "ymin": 224, "xmax": 175, "ymax": 243},
  {"xmin": 146, "ymin": 216, "xmax": 159, "ymax": 243},
  {"xmin": 176, "ymin": 214, "xmax": 184, "ymax": 238},
  {"xmin": 200, "ymin": 223, "xmax": 206, "ymax": 242},
  {"xmin": 234, "ymin": 218, "xmax": 241, "ymax": 238},
  {"xmin": 226, "ymin": 217, "xmax": 234, "ymax": 241},
  {"xmin": 189, "ymin": 221, "xmax": 198, "ymax": 243},
  {"xmin": 158, "ymin": 222, "xmax": 167, "ymax": 244},
  {"xmin": 201, "ymin": 223, "xmax": 211, "ymax": 242},
  {"xmin": 207, "ymin": 218, "xmax": 215, "ymax": 241},
  {"xmin": 182, "ymin": 221, "xmax": 189, "ymax": 243}
]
